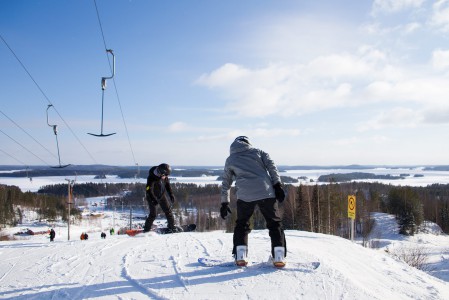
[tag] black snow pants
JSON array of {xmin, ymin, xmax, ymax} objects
[
  {"xmin": 144, "ymin": 196, "xmax": 175, "ymax": 231},
  {"xmin": 233, "ymin": 198, "xmax": 286, "ymax": 258}
]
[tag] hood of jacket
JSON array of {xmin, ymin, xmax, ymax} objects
[{"xmin": 230, "ymin": 139, "xmax": 252, "ymax": 154}]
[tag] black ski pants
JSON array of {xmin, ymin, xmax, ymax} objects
[
  {"xmin": 144, "ymin": 196, "xmax": 175, "ymax": 231},
  {"xmin": 233, "ymin": 198, "xmax": 286, "ymax": 258}
]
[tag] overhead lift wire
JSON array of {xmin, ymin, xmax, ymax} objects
[
  {"xmin": 1, "ymin": 34, "xmax": 113, "ymax": 187},
  {"xmin": 0, "ymin": 34, "xmax": 108, "ymax": 188},
  {"xmin": 0, "ymin": 108, "xmax": 104, "ymax": 185},
  {"xmin": 0, "ymin": 128, "xmax": 51, "ymax": 166},
  {"xmin": 93, "ymin": 0, "xmax": 138, "ymax": 166},
  {"xmin": 0, "ymin": 148, "xmax": 28, "ymax": 166},
  {"xmin": 0, "ymin": 109, "xmax": 58, "ymax": 161},
  {"xmin": 0, "ymin": 33, "xmax": 99, "ymax": 165}
]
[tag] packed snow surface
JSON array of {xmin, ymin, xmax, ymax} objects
[{"xmin": 1, "ymin": 212, "xmax": 449, "ymax": 299}]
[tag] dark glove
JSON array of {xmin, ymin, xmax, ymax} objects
[
  {"xmin": 273, "ymin": 182, "xmax": 285, "ymax": 202},
  {"xmin": 220, "ymin": 203, "xmax": 232, "ymax": 219},
  {"xmin": 170, "ymin": 194, "xmax": 176, "ymax": 204}
]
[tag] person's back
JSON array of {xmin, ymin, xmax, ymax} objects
[
  {"xmin": 222, "ymin": 138, "xmax": 280, "ymax": 203},
  {"xmin": 220, "ymin": 136, "xmax": 286, "ymax": 267}
]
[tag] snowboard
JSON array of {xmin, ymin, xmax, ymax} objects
[
  {"xmin": 156, "ymin": 224, "xmax": 196, "ymax": 234},
  {"xmin": 198, "ymin": 257, "xmax": 320, "ymax": 271},
  {"xmin": 125, "ymin": 229, "xmax": 145, "ymax": 236},
  {"xmin": 126, "ymin": 224, "xmax": 196, "ymax": 236}
]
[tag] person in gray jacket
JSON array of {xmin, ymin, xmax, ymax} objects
[{"xmin": 220, "ymin": 136, "xmax": 286, "ymax": 267}]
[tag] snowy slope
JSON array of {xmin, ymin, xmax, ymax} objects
[{"xmin": 1, "ymin": 214, "xmax": 449, "ymax": 300}]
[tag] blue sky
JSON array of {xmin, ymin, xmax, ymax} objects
[{"xmin": 1, "ymin": 0, "xmax": 449, "ymax": 167}]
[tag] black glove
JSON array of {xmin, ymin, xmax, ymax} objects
[
  {"xmin": 220, "ymin": 203, "xmax": 232, "ymax": 219},
  {"xmin": 273, "ymin": 182, "xmax": 285, "ymax": 203},
  {"xmin": 170, "ymin": 194, "xmax": 176, "ymax": 204}
]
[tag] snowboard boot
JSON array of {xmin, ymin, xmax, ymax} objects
[
  {"xmin": 272, "ymin": 246, "xmax": 286, "ymax": 268},
  {"xmin": 235, "ymin": 245, "xmax": 248, "ymax": 267}
]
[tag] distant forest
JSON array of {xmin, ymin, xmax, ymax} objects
[
  {"xmin": 1, "ymin": 164, "xmax": 448, "ymax": 179},
  {"xmin": 2, "ymin": 180, "xmax": 449, "ymax": 241},
  {"xmin": 0, "ymin": 165, "xmax": 223, "ymax": 179}
]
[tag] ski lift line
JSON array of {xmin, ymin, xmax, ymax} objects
[
  {"xmin": 93, "ymin": 0, "xmax": 109, "ymax": 57},
  {"xmin": 0, "ymin": 148, "xmax": 28, "ymax": 166},
  {"xmin": 0, "ymin": 128, "xmax": 51, "ymax": 166},
  {"xmin": 0, "ymin": 34, "xmax": 52, "ymax": 107},
  {"xmin": 111, "ymin": 76, "xmax": 138, "ymax": 165},
  {"xmin": 0, "ymin": 148, "xmax": 33, "ymax": 181},
  {"xmin": 1, "ymin": 33, "xmax": 100, "ymax": 165},
  {"xmin": 46, "ymin": 105, "xmax": 71, "ymax": 169},
  {"xmin": 2, "ymin": 36, "xmax": 125, "ymax": 178},
  {"xmin": 92, "ymin": 0, "xmax": 138, "ymax": 166},
  {"xmin": 0, "ymin": 109, "xmax": 58, "ymax": 160},
  {"xmin": 88, "ymin": 50, "xmax": 116, "ymax": 137}
]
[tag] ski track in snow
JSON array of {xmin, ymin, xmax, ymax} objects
[
  {"xmin": 122, "ymin": 250, "xmax": 167, "ymax": 300},
  {"xmin": 2, "ymin": 213, "xmax": 449, "ymax": 299}
]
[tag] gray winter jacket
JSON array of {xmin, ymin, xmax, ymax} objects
[{"xmin": 221, "ymin": 139, "xmax": 281, "ymax": 203}]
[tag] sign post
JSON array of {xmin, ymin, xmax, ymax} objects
[{"xmin": 348, "ymin": 195, "xmax": 356, "ymax": 241}]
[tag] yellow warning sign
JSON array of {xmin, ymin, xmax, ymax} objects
[{"xmin": 348, "ymin": 195, "xmax": 356, "ymax": 219}]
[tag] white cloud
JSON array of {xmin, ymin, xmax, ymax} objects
[
  {"xmin": 360, "ymin": 22, "xmax": 422, "ymax": 36},
  {"xmin": 333, "ymin": 135, "xmax": 389, "ymax": 146},
  {"xmin": 431, "ymin": 0, "xmax": 449, "ymax": 32},
  {"xmin": 431, "ymin": 49, "xmax": 449, "ymax": 69},
  {"xmin": 168, "ymin": 122, "xmax": 188, "ymax": 132},
  {"xmin": 196, "ymin": 63, "xmax": 250, "ymax": 88},
  {"xmin": 404, "ymin": 22, "xmax": 422, "ymax": 33},
  {"xmin": 249, "ymin": 128, "xmax": 301, "ymax": 138},
  {"xmin": 358, "ymin": 107, "xmax": 423, "ymax": 131},
  {"xmin": 196, "ymin": 48, "xmax": 395, "ymax": 118},
  {"xmin": 372, "ymin": 0, "xmax": 425, "ymax": 14},
  {"xmin": 422, "ymin": 107, "xmax": 449, "ymax": 123}
]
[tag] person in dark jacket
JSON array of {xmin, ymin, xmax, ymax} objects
[
  {"xmin": 143, "ymin": 163, "xmax": 178, "ymax": 232},
  {"xmin": 49, "ymin": 228, "xmax": 55, "ymax": 242},
  {"xmin": 220, "ymin": 136, "xmax": 286, "ymax": 267}
]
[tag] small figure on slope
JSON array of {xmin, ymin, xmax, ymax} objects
[
  {"xmin": 143, "ymin": 163, "xmax": 179, "ymax": 233},
  {"xmin": 49, "ymin": 228, "xmax": 55, "ymax": 242},
  {"xmin": 220, "ymin": 136, "xmax": 286, "ymax": 267}
]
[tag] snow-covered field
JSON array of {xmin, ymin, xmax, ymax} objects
[{"xmin": 1, "ymin": 211, "xmax": 449, "ymax": 299}]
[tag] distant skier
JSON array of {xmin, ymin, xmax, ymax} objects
[
  {"xmin": 143, "ymin": 163, "xmax": 178, "ymax": 233},
  {"xmin": 49, "ymin": 228, "xmax": 55, "ymax": 242},
  {"xmin": 101, "ymin": 232, "xmax": 106, "ymax": 239},
  {"xmin": 220, "ymin": 136, "xmax": 286, "ymax": 267}
]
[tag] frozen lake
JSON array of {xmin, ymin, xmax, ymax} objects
[{"xmin": 1, "ymin": 166, "xmax": 449, "ymax": 192}]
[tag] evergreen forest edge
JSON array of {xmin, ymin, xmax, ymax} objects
[{"xmin": 2, "ymin": 180, "xmax": 449, "ymax": 241}]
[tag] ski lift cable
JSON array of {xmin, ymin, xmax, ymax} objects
[
  {"xmin": 0, "ymin": 109, "xmax": 58, "ymax": 161},
  {"xmin": 46, "ymin": 104, "xmax": 71, "ymax": 168},
  {"xmin": 0, "ymin": 128, "xmax": 51, "ymax": 166},
  {"xmin": 0, "ymin": 148, "xmax": 28, "ymax": 166},
  {"xmin": 87, "ymin": 49, "xmax": 116, "ymax": 137},
  {"xmin": 1, "ymin": 35, "xmax": 130, "ymax": 183},
  {"xmin": 0, "ymin": 33, "xmax": 100, "ymax": 165},
  {"xmin": 93, "ymin": 0, "xmax": 138, "ymax": 166}
]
